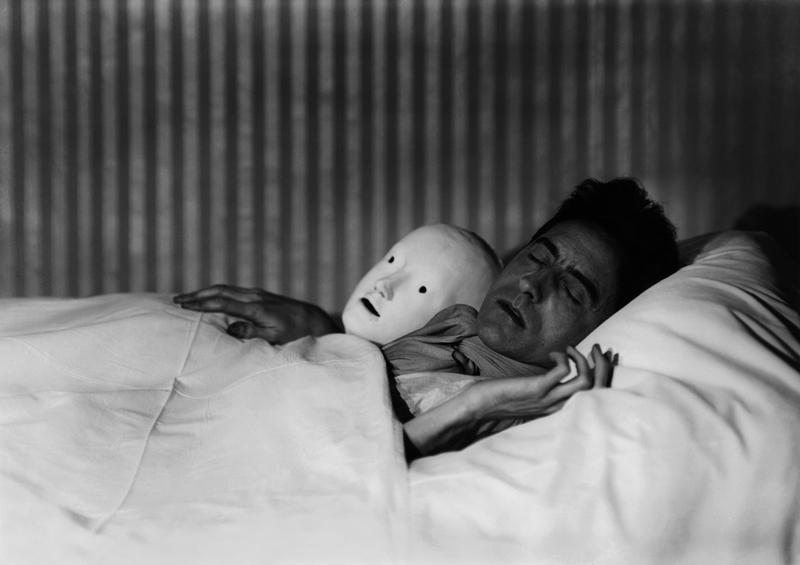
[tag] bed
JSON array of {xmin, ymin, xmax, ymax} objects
[{"xmin": 1, "ymin": 231, "xmax": 799, "ymax": 564}]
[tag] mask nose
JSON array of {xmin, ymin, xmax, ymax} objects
[{"xmin": 374, "ymin": 278, "xmax": 393, "ymax": 300}]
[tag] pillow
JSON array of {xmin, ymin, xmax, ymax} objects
[{"xmin": 408, "ymin": 231, "xmax": 800, "ymax": 565}]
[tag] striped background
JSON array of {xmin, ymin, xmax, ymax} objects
[{"xmin": 1, "ymin": 0, "xmax": 799, "ymax": 311}]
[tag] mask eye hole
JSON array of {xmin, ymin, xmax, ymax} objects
[
  {"xmin": 418, "ymin": 286, "xmax": 427, "ymax": 294},
  {"xmin": 388, "ymin": 256, "xmax": 395, "ymax": 264}
]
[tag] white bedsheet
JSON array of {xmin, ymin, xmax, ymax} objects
[{"xmin": 0, "ymin": 295, "xmax": 408, "ymax": 564}]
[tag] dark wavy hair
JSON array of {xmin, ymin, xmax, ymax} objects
[{"xmin": 531, "ymin": 177, "xmax": 679, "ymax": 308}]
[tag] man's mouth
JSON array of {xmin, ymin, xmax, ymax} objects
[
  {"xmin": 361, "ymin": 297, "xmax": 380, "ymax": 317},
  {"xmin": 498, "ymin": 299, "xmax": 525, "ymax": 328}
]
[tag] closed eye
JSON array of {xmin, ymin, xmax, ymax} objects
[
  {"xmin": 528, "ymin": 252, "xmax": 546, "ymax": 265},
  {"xmin": 535, "ymin": 237, "xmax": 598, "ymax": 305},
  {"xmin": 561, "ymin": 278, "xmax": 584, "ymax": 305},
  {"xmin": 528, "ymin": 242, "xmax": 552, "ymax": 265}
]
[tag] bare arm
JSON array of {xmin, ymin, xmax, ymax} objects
[
  {"xmin": 404, "ymin": 344, "xmax": 614, "ymax": 458},
  {"xmin": 174, "ymin": 284, "xmax": 341, "ymax": 345}
]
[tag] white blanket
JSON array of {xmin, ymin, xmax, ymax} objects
[
  {"xmin": 2, "ymin": 231, "xmax": 799, "ymax": 564},
  {"xmin": 0, "ymin": 295, "xmax": 408, "ymax": 564}
]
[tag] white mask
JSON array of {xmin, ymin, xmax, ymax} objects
[{"xmin": 341, "ymin": 224, "xmax": 501, "ymax": 345}]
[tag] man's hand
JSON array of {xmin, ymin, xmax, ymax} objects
[
  {"xmin": 468, "ymin": 344, "xmax": 615, "ymax": 422},
  {"xmin": 404, "ymin": 344, "xmax": 615, "ymax": 458},
  {"xmin": 173, "ymin": 284, "xmax": 340, "ymax": 345}
]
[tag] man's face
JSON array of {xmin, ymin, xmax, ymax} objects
[
  {"xmin": 477, "ymin": 220, "xmax": 622, "ymax": 366},
  {"xmin": 342, "ymin": 225, "xmax": 495, "ymax": 345}
]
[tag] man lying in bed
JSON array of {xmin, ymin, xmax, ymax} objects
[{"xmin": 176, "ymin": 178, "xmax": 679, "ymax": 459}]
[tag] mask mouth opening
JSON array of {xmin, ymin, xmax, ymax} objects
[{"xmin": 361, "ymin": 297, "xmax": 380, "ymax": 317}]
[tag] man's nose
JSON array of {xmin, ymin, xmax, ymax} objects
[
  {"xmin": 374, "ymin": 278, "xmax": 393, "ymax": 300},
  {"xmin": 519, "ymin": 271, "xmax": 549, "ymax": 303}
]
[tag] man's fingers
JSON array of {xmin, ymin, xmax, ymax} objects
[
  {"xmin": 249, "ymin": 325, "xmax": 284, "ymax": 344},
  {"xmin": 541, "ymin": 398, "xmax": 568, "ymax": 416},
  {"xmin": 551, "ymin": 370, "xmax": 593, "ymax": 400},
  {"xmin": 566, "ymin": 345, "xmax": 591, "ymax": 379},
  {"xmin": 177, "ymin": 296, "xmax": 262, "ymax": 322},
  {"xmin": 227, "ymin": 321, "xmax": 257, "ymax": 339},
  {"xmin": 547, "ymin": 346, "xmax": 595, "ymax": 401},
  {"xmin": 174, "ymin": 284, "xmax": 267, "ymax": 304},
  {"xmin": 545, "ymin": 352, "xmax": 571, "ymax": 386},
  {"xmin": 227, "ymin": 320, "xmax": 288, "ymax": 344},
  {"xmin": 562, "ymin": 345, "xmax": 593, "ymax": 391},
  {"xmin": 591, "ymin": 347, "xmax": 614, "ymax": 389},
  {"xmin": 174, "ymin": 284, "xmax": 236, "ymax": 302}
]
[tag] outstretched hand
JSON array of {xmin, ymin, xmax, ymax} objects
[
  {"xmin": 403, "ymin": 344, "xmax": 615, "ymax": 458},
  {"xmin": 173, "ymin": 284, "xmax": 340, "ymax": 345},
  {"xmin": 469, "ymin": 344, "xmax": 615, "ymax": 422}
]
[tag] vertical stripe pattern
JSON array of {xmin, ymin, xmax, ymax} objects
[{"xmin": 1, "ymin": 0, "xmax": 799, "ymax": 311}]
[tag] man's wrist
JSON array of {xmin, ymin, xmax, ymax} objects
[
  {"xmin": 404, "ymin": 387, "xmax": 481, "ymax": 457},
  {"xmin": 461, "ymin": 380, "xmax": 497, "ymax": 424},
  {"xmin": 306, "ymin": 305, "xmax": 341, "ymax": 336}
]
